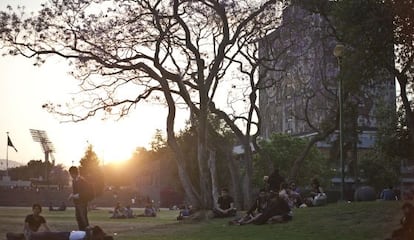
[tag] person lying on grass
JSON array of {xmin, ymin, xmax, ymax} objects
[{"xmin": 8, "ymin": 225, "xmax": 113, "ymax": 240}]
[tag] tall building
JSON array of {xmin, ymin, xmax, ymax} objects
[{"xmin": 258, "ymin": 4, "xmax": 395, "ymax": 160}]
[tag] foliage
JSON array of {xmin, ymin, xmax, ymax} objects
[
  {"xmin": 150, "ymin": 129, "xmax": 168, "ymax": 153},
  {"xmin": 256, "ymin": 133, "xmax": 332, "ymax": 187},
  {"xmin": 359, "ymin": 150, "xmax": 400, "ymax": 191},
  {"xmin": 358, "ymin": 102, "xmax": 407, "ymax": 191},
  {"xmin": 48, "ymin": 164, "xmax": 70, "ymax": 187},
  {"xmin": 79, "ymin": 144, "xmax": 105, "ymax": 196},
  {"xmin": 168, "ymin": 117, "xmax": 235, "ymax": 194},
  {"xmin": 8, "ymin": 159, "xmax": 53, "ymax": 182},
  {"xmin": 79, "ymin": 144, "xmax": 101, "ymax": 176}
]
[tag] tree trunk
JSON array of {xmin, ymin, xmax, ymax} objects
[
  {"xmin": 208, "ymin": 149, "xmax": 219, "ymax": 207},
  {"xmin": 160, "ymin": 77, "xmax": 201, "ymax": 208},
  {"xmin": 197, "ymin": 87, "xmax": 213, "ymax": 209},
  {"xmin": 167, "ymin": 126, "xmax": 201, "ymax": 208},
  {"xmin": 242, "ymin": 140, "xmax": 254, "ymax": 209},
  {"xmin": 397, "ymin": 75, "xmax": 414, "ymax": 152},
  {"xmin": 227, "ymin": 151, "xmax": 244, "ymax": 209},
  {"xmin": 289, "ymin": 128, "xmax": 336, "ymax": 181}
]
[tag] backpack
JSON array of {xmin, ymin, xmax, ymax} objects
[{"xmin": 84, "ymin": 170, "xmax": 105, "ymax": 202}]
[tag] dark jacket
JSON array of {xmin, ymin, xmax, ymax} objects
[{"xmin": 72, "ymin": 177, "xmax": 91, "ymax": 204}]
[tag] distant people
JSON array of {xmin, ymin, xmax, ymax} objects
[
  {"xmin": 279, "ymin": 182, "xmax": 302, "ymax": 209},
  {"xmin": 263, "ymin": 175, "xmax": 270, "ymax": 192},
  {"xmin": 125, "ymin": 205, "xmax": 134, "ymax": 218},
  {"xmin": 137, "ymin": 203, "xmax": 157, "ymax": 217},
  {"xmin": 308, "ymin": 178, "xmax": 327, "ymax": 207},
  {"xmin": 111, "ymin": 202, "xmax": 126, "ymax": 219},
  {"xmin": 177, "ymin": 205, "xmax": 194, "ymax": 220},
  {"xmin": 288, "ymin": 181, "xmax": 304, "ymax": 208},
  {"xmin": 6, "ymin": 203, "xmax": 51, "ymax": 240},
  {"xmin": 229, "ymin": 189, "xmax": 268, "ymax": 225},
  {"xmin": 68, "ymin": 166, "xmax": 91, "ymax": 230},
  {"xmin": 380, "ymin": 186, "xmax": 398, "ymax": 201},
  {"xmin": 58, "ymin": 202, "xmax": 67, "ymax": 211},
  {"xmin": 289, "ymin": 181, "xmax": 301, "ymax": 195},
  {"xmin": 212, "ymin": 188, "xmax": 236, "ymax": 218},
  {"xmin": 267, "ymin": 169, "xmax": 285, "ymax": 193},
  {"xmin": 49, "ymin": 202, "xmax": 67, "ymax": 211},
  {"xmin": 252, "ymin": 192, "xmax": 292, "ymax": 225},
  {"xmin": 389, "ymin": 202, "xmax": 414, "ymax": 240}
]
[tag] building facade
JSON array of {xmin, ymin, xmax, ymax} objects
[{"xmin": 258, "ymin": 4, "xmax": 395, "ymax": 163}]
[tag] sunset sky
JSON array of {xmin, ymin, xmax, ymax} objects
[{"xmin": 0, "ymin": 0, "xmax": 187, "ymax": 168}]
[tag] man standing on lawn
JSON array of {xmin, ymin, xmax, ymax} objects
[{"xmin": 68, "ymin": 166, "xmax": 91, "ymax": 231}]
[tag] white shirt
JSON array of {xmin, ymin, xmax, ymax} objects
[{"xmin": 69, "ymin": 231, "xmax": 86, "ymax": 240}]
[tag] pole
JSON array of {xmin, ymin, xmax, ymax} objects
[
  {"xmin": 339, "ymin": 70, "xmax": 345, "ymax": 201},
  {"xmin": 334, "ymin": 44, "xmax": 345, "ymax": 202},
  {"xmin": 6, "ymin": 132, "xmax": 9, "ymax": 177}
]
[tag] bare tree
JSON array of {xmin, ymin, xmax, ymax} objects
[{"xmin": 0, "ymin": 0, "xmax": 282, "ymax": 209}]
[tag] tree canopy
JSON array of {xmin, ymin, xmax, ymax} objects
[{"xmin": 0, "ymin": 0, "xmax": 284, "ymax": 208}]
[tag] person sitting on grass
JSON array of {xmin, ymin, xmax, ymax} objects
[
  {"xmin": 252, "ymin": 192, "xmax": 292, "ymax": 225},
  {"xmin": 279, "ymin": 182, "xmax": 303, "ymax": 209},
  {"xmin": 110, "ymin": 202, "xmax": 126, "ymax": 219},
  {"xmin": 306, "ymin": 177, "xmax": 327, "ymax": 207},
  {"xmin": 6, "ymin": 203, "xmax": 51, "ymax": 240},
  {"xmin": 137, "ymin": 203, "xmax": 157, "ymax": 217},
  {"xmin": 125, "ymin": 205, "xmax": 134, "ymax": 218},
  {"xmin": 229, "ymin": 189, "xmax": 268, "ymax": 225},
  {"xmin": 212, "ymin": 188, "xmax": 237, "ymax": 218},
  {"xmin": 177, "ymin": 204, "xmax": 194, "ymax": 220},
  {"xmin": 380, "ymin": 186, "xmax": 398, "ymax": 201}
]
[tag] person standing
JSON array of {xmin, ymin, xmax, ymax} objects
[
  {"xmin": 267, "ymin": 169, "xmax": 285, "ymax": 193},
  {"xmin": 68, "ymin": 166, "xmax": 90, "ymax": 231}
]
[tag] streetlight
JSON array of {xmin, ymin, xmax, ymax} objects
[{"xmin": 333, "ymin": 43, "xmax": 345, "ymax": 202}]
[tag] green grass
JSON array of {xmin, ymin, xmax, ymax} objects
[{"xmin": 0, "ymin": 201, "xmax": 405, "ymax": 240}]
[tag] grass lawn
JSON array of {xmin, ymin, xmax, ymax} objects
[{"xmin": 0, "ymin": 201, "xmax": 405, "ymax": 240}]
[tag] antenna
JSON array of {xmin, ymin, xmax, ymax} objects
[{"xmin": 30, "ymin": 129, "xmax": 56, "ymax": 182}]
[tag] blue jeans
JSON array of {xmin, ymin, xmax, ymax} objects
[
  {"xmin": 31, "ymin": 232, "xmax": 70, "ymax": 240},
  {"xmin": 6, "ymin": 232, "xmax": 69, "ymax": 240}
]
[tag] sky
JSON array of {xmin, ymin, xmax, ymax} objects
[{"xmin": 0, "ymin": 0, "xmax": 187, "ymax": 168}]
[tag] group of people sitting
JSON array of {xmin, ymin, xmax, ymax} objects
[
  {"xmin": 211, "ymin": 170, "xmax": 328, "ymax": 225},
  {"xmin": 6, "ymin": 203, "xmax": 113, "ymax": 240},
  {"xmin": 110, "ymin": 202, "xmax": 157, "ymax": 219}
]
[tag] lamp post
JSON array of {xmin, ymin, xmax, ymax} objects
[{"xmin": 334, "ymin": 44, "xmax": 345, "ymax": 201}]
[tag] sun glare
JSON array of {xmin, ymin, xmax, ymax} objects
[{"xmin": 67, "ymin": 104, "xmax": 175, "ymax": 166}]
